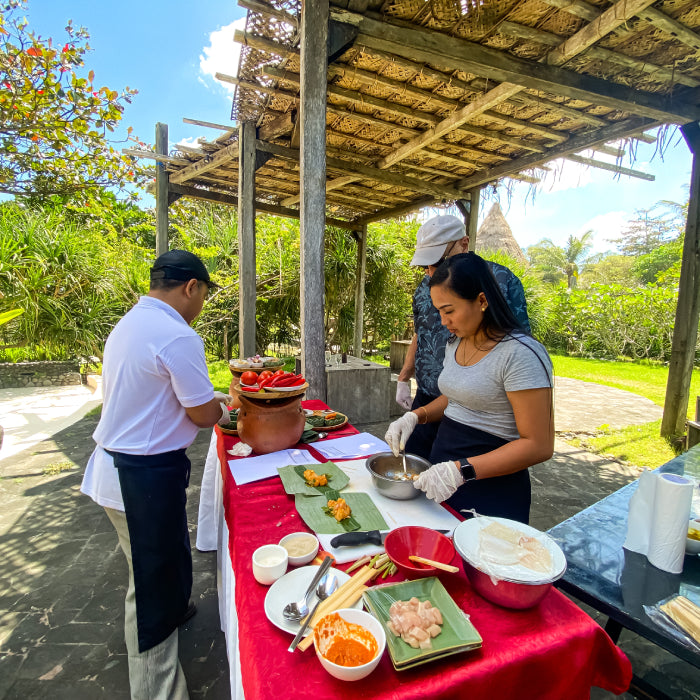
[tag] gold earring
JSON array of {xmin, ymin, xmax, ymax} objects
[{"xmin": 481, "ymin": 306, "xmax": 486, "ymax": 312}]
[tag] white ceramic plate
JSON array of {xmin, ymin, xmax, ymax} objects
[
  {"xmin": 263, "ymin": 565, "xmax": 360, "ymax": 636},
  {"xmin": 272, "ymin": 383, "xmax": 307, "ymax": 392}
]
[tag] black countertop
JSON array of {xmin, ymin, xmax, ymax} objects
[{"xmin": 548, "ymin": 447, "xmax": 700, "ymax": 667}]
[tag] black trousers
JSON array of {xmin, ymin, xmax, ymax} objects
[{"xmin": 110, "ymin": 449, "xmax": 192, "ymax": 653}]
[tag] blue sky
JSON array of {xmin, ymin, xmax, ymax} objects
[{"xmin": 26, "ymin": 1, "xmax": 694, "ymax": 255}]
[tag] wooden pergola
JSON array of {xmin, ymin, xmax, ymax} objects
[{"xmin": 128, "ymin": 0, "xmax": 700, "ymax": 436}]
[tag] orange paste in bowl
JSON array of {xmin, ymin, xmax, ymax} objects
[{"xmin": 314, "ymin": 613, "xmax": 378, "ymax": 667}]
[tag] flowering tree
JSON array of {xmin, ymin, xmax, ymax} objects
[{"xmin": 0, "ymin": 0, "xmax": 147, "ymax": 200}]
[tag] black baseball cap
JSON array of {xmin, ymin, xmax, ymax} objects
[{"xmin": 150, "ymin": 249, "xmax": 219, "ymax": 288}]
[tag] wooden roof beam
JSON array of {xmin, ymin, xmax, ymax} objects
[
  {"xmin": 356, "ymin": 195, "xmax": 438, "ymax": 225},
  {"xmin": 231, "ymin": 32, "xmax": 548, "ymax": 152},
  {"xmin": 256, "ymin": 138, "xmax": 470, "ymax": 200},
  {"xmin": 357, "ymin": 46, "xmax": 608, "ymax": 128},
  {"xmin": 326, "ymin": 62, "xmax": 564, "ymax": 145},
  {"xmin": 332, "ymin": 7, "xmax": 699, "ymax": 122},
  {"xmin": 540, "ymin": 0, "xmax": 700, "ymax": 52},
  {"xmin": 168, "ymin": 183, "xmax": 361, "ymax": 231},
  {"xmin": 265, "ymin": 66, "xmax": 564, "ymax": 146},
  {"xmin": 456, "ymin": 116, "xmax": 660, "ymax": 189},
  {"xmin": 565, "ymin": 154, "xmax": 654, "ymax": 181},
  {"xmin": 498, "ymin": 20, "xmax": 699, "ymax": 88},
  {"xmin": 169, "ymin": 140, "xmax": 240, "ymax": 184}
]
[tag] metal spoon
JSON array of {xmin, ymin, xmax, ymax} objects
[
  {"xmin": 317, "ymin": 432, "xmax": 328, "ymax": 440},
  {"xmin": 288, "ymin": 572, "xmax": 338, "ymax": 652},
  {"xmin": 401, "ymin": 446, "xmax": 408, "ymax": 475},
  {"xmin": 282, "ymin": 555, "xmax": 333, "ymax": 621}
]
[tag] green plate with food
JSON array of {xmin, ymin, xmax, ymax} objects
[
  {"xmin": 294, "ymin": 491, "xmax": 388, "ymax": 534},
  {"xmin": 363, "ymin": 577, "xmax": 482, "ymax": 670},
  {"xmin": 303, "ymin": 410, "xmax": 349, "ymax": 432},
  {"xmin": 277, "ymin": 462, "xmax": 350, "ymax": 496}
]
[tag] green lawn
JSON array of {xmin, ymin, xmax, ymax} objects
[
  {"xmin": 551, "ymin": 354, "xmax": 700, "ymax": 413},
  {"xmin": 551, "ymin": 354, "xmax": 700, "ymax": 468}
]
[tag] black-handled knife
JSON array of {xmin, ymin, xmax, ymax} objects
[{"xmin": 330, "ymin": 529, "xmax": 450, "ymax": 548}]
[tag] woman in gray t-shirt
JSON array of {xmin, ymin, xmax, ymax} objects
[{"xmin": 384, "ymin": 253, "xmax": 553, "ymax": 523}]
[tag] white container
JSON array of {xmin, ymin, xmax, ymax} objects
[
  {"xmin": 314, "ymin": 608, "xmax": 385, "ymax": 681},
  {"xmin": 278, "ymin": 532, "xmax": 319, "ymax": 566},
  {"xmin": 252, "ymin": 544, "xmax": 288, "ymax": 585}
]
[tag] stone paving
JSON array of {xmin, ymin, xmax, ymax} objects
[{"xmin": 0, "ymin": 378, "xmax": 697, "ymax": 699}]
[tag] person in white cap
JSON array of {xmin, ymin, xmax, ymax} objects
[{"xmin": 395, "ymin": 215, "xmax": 529, "ymax": 460}]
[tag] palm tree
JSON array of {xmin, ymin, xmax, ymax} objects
[{"xmin": 528, "ymin": 230, "xmax": 595, "ymax": 288}]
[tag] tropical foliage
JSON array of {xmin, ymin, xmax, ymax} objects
[
  {"xmin": 527, "ymin": 230, "xmax": 595, "ymax": 288},
  {"xmin": 0, "ymin": 0, "xmax": 148, "ymax": 201},
  {"xmin": 0, "ymin": 203, "xmax": 148, "ymax": 360}
]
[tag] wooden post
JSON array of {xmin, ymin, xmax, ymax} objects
[
  {"xmin": 467, "ymin": 186, "xmax": 481, "ymax": 251},
  {"xmin": 299, "ymin": 0, "xmax": 329, "ymax": 401},
  {"xmin": 238, "ymin": 121, "xmax": 257, "ymax": 359},
  {"xmin": 661, "ymin": 121, "xmax": 700, "ymax": 440},
  {"xmin": 155, "ymin": 123, "xmax": 169, "ymax": 257},
  {"xmin": 353, "ymin": 225, "xmax": 367, "ymax": 358}
]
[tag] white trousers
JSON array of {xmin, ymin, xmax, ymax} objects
[{"xmin": 105, "ymin": 507, "xmax": 190, "ymax": 700}]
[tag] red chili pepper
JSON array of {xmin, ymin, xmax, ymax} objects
[
  {"xmin": 258, "ymin": 376, "xmax": 274, "ymax": 389},
  {"xmin": 241, "ymin": 386, "xmax": 259, "ymax": 392},
  {"xmin": 290, "ymin": 377, "xmax": 306, "ymax": 386}
]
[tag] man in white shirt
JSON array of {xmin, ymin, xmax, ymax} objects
[{"xmin": 81, "ymin": 250, "xmax": 231, "ymax": 700}]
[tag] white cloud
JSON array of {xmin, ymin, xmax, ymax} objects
[
  {"xmin": 577, "ymin": 211, "xmax": 628, "ymax": 254},
  {"xmin": 200, "ymin": 18, "xmax": 247, "ymax": 94}
]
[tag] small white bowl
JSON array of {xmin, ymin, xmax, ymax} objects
[
  {"xmin": 687, "ymin": 519, "xmax": 700, "ymax": 555},
  {"xmin": 279, "ymin": 532, "xmax": 320, "ymax": 566},
  {"xmin": 252, "ymin": 544, "xmax": 288, "ymax": 585},
  {"xmin": 314, "ymin": 608, "xmax": 385, "ymax": 681}
]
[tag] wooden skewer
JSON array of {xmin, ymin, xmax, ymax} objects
[{"xmin": 408, "ymin": 555, "xmax": 459, "ymax": 573}]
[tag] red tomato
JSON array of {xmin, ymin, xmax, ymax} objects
[
  {"xmin": 240, "ymin": 371, "xmax": 258, "ymax": 386},
  {"xmin": 273, "ymin": 369, "xmax": 286, "ymax": 376},
  {"xmin": 258, "ymin": 370, "xmax": 273, "ymax": 380}
]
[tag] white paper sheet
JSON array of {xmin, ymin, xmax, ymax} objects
[
  {"xmin": 311, "ymin": 432, "xmax": 390, "ymax": 460},
  {"xmin": 227, "ymin": 448, "xmax": 320, "ymax": 485},
  {"xmin": 315, "ymin": 459, "xmax": 461, "ymax": 564}
]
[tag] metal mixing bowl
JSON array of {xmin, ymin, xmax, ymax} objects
[
  {"xmin": 453, "ymin": 518, "xmax": 567, "ymax": 610},
  {"xmin": 366, "ymin": 452, "xmax": 430, "ymax": 500}
]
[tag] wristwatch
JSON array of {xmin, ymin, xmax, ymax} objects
[{"xmin": 457, "ymin": 458, "xmax": 477, "ymax": 482}]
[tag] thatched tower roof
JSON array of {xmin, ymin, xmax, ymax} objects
[{"xmin": 476, "ymin": 203, "xmax": 527, "ymax": 265}]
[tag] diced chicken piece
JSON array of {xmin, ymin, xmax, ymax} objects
[
  {"xmin": 427, "ymin": 624, "xmax": 442, "ymax": 638},
  {"xmin": 418, "ymin": 638, "xmax": 432, "ymax": 650},
  {"xmin": 409, "ymin": 626, "xmax": 429, "ymax": 641}
]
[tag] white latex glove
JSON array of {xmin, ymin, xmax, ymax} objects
[
  {"xmin": 395, "ymin": 381, "xmax": 412, "ymax": 411},
  {"xmin": 217, "ymin": 402, "xmax": 232, "ymax": 425},
  {"xmin": 414, "ymin": 461, "xmax": 464, "ymax": 503},
  {"xmin": 384, "ymin": 412, "xmax": 419, "ymax": 457},
  {"xmin": 214, "ymin": 391, "xmax": 233, "ymax": 406}
]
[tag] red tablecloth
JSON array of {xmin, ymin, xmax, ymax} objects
[{"xmin": 216, "ymin": 401, "xmax": 631, "ymax": 700}]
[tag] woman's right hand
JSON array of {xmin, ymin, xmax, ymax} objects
[{"xmin": 384, "ymin": 412, "xmax": 419, "ymax": 456}]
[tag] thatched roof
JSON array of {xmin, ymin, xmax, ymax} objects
[
  {"xmin": 476, "ymin": 202, "xmax": 527, "ymax": 264},
  {"xmin": 128, "ymin": 0, "xmax": 700, "ymax": 229}
]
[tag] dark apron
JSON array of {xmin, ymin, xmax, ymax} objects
[
  {"xmin": 405, "ymin": 388, "xmax": 441, "ymax": 460},
  {"xmin": 109, "ymin": 449, "xmax": 192, "ymax": 653},
  {"xmin": 429, "ymin": 416, "xmax": 531, "ymax": 524}
]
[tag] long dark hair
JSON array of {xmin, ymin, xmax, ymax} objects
[{"xmin": 429, "ymin": 252, "xmax": 526, "ymax": 343}]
